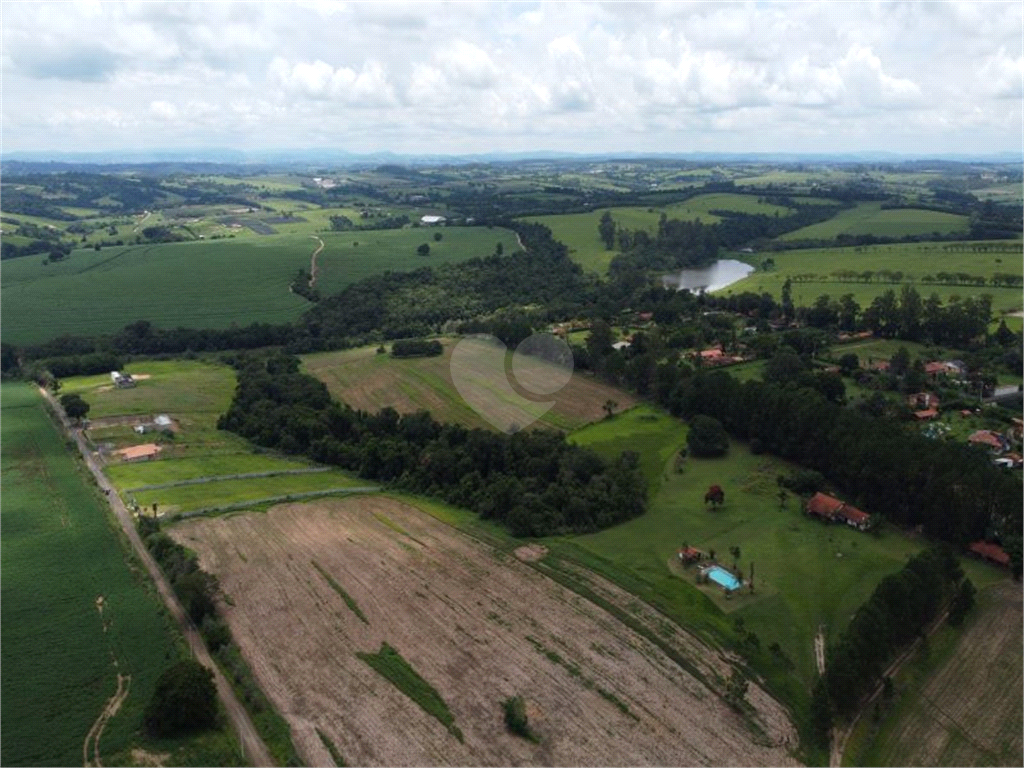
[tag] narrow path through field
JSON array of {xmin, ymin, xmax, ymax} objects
[
  {"xmin": 132, "ymin": 210, "xmax": 151, "ymax": 233},
  {"xmin": 308, "ymin": 235, "xmax": 324, "ymax": 288},
  {"xmin": 83, "ymin": 672, "xmax": 131, "ymax": 767},
  {"xmin": 814, "ymin": 626, "xmax": 826, "ymax": 676},
  {"xmin": 40, "ymin": 388, "xmax": 275, "ymax": 768}
]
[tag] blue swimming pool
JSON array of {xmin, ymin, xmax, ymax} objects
[{"xmin": 706, "ymin": 565, "xmax": 741, "ymax": 591}]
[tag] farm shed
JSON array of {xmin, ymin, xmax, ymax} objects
[
  {"xmin": 420, "ymin": 215, "xmax": 446, "ymax": 225},
  {"xmin": 115, "ymin": 443, "xmax": 162, "ymax": 462}
]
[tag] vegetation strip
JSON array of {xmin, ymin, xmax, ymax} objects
[
  {"xmin": 356, "ymin": 642, "xmax": 463, "ymax": 741},
  {"xmin": 316, "ymin": 728, "xmax": 346, "ymax": 767},
  {"xmin": 525, "ymin": 636, "xmax": 639, "ymax": 720},
  {"xmin": 124, "ymin": 466, "xmax": 333, "ymax": 492},
  {"xmin": 171, "ymin": 486, "xmax": 380, "ymax": 519},
  {"xmin": 311, "ymin": 561, "xmax": 369, "ymax": 624}
]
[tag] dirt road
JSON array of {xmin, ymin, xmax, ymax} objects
[
  {"xmin": 40, "ymin": 388, "xmax": 274, "ymax": 767},
  {"xmin": 308, "ymin": 235, "xmax": 324, "ymax": 288}
]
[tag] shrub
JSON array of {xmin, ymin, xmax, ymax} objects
[{"xmin": 502, "ymin": 696, "xmax": 538, "ymax": 742}]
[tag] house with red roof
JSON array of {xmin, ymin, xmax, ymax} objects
[
  {"xmin": 677, "ymin": 546, "xmax": 707, "ymax": 565},
  {"xmin": 805, "ymin": 492, "xmax": 872, "ymax": 531},
  {"xmin": 968, "ymin": 541, "xmax": 1010, "ymax": 567},
  {"xmin": 968, "ymin": 430, "xmax": 1009, "ymax": 453}
]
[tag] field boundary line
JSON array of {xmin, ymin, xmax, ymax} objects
[
  {"xmin": 171, "ymin": 486, "xmax": 380, "ymax": 519},
  {"xmin": 124, "ymin": 466, "xmax": 333, "ymax": 492}
]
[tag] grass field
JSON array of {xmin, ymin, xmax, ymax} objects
[
  {"xmin": 130, "ymin": 469, "xmax": 368, "ymax": 515},
  {"xmin": 302, "ymin": 338, "xmax": 636, "ymax": 433},
  {"xmin": 723, "ymin": 241, "xmax": 1024, "ymax": 314},
  {"xmin": 0, "ymin": 383, "xmax": 240, "ymax": 766},
  {"xmin": 105, "ymin": 452, "xmax": 317, "ymax": 489},
  {"xmin": 563, "ymin": 404, "xmax": 1007, "ymax": 695},
  {"xmin": 312, "ymin": 227, "xmax": 519, "ymax": 295},
  {"xmin": 846, "ymin": 580, "xmax": 1022, "ymax": 767},
  {"xmin": 524, "ymin": 193, "xmax": 798, "ymax": 274},
  {"xmin": 778, "ymin": 202, "xmax": 970, "ymax": 241}
]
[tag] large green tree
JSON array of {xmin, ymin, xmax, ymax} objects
[
  {"xmin": 686, "ymin": 415, "xmax": 729, "ymax": 457},
  {"xmin": 144, "ymin": 659, "xmax": 218, "ymax": 736}
]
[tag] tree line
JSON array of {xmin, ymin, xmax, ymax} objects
[
  {"xmin": 810, "ymin": 546, "xmax": 975, "ymax": 747},
  {"xmin": 216, "ymin": 354, "xmax": 647, "ymax": 537}
]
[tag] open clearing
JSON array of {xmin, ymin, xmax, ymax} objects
[
  {"xmin": 724, "ymin": 241, "xmax": 1023, "ymax": 315},
  {"xmin": 302, "ymin": 339, "xmax": 635, "ymax": 432},
  {"xmin": 170, "ymin": 495, "xmax": 797, "ymax": 766},
  {"xmin": 857, "ymin": 580, "xmax": 1022, "ymax": 767},
  {"xmin": 778, "ymin": 202, "xmax": 969, "ymax": 241}
]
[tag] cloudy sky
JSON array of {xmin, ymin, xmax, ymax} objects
[{"xmin": 2, "ymin": 0, "xmax": 1021, "ymax": 157}]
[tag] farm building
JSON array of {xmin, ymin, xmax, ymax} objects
[
  {"xmin": 805, "ymin": 492, "xmax": 872, "ymax": 531},
  {"xmin": 612, "ymin": 340, "xmax": 632, "ymax": 351},
  {"xmin": 677, "ymin": 546, "xmax": 707, "ymax": 565},
  {"xmin": 110, "ymin": 371, "xmax": 136, "ymax": 388},
  {"xmin": 968, "ymin": 541, "xmax": 1011, "ymax": 567},
  {"xmin": 420, "ymin": 215, "xmax": 446, "ymax": 225},
  {"xmin": 968, "ymin": 430, "xmax": 1009, "ymax": 453},
  {"xmin": 132, "ymin": 414, "xmax": 174, "ymax": 434},
  {"xmin": 114, "ymin": 443, "xmax": 162, "ymax": 462}
]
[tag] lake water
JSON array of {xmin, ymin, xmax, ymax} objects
[{"xmin": 662, "ymin": 259, "xmax": 754, "ymax": 293}]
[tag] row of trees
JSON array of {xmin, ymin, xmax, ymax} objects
[
  {"xmin": 217, "ymin": 354, "xmax": 647, "ymax": 537},
  {"xmin": 811, "ymin": 546, "xmax": 975, "ymax": 746},
  {"xmin": 390, "ymin": 339, "xmax": 443, "ymax": 358}
]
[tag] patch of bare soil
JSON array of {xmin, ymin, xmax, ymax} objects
[
  {"xmin": 128, "ymin": 749, "xmax": 170, "ymax": 767},
  {"xmin": 172, "ymin": 496, "xmax": 798, "ymax": 766},
  {"xmin": 514, "ymin": 544, "xmax": 548, "ymax": 562}
]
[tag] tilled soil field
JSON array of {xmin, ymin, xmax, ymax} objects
[
  {"xmin": 871, "ymin": 580, "xmax": 1023, "ymax": 766},
  {"xmin": 171, "ymin": 496, "xmax": 798, "ymax": 766}
]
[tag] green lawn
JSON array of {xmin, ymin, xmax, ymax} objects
[
  {"xmin": 778, "ymin": 202, "xmax": 970, "ymax": 241},
  {"xmin": 0, "ymin": 382, "xmax": 240, "ymax": 766},
  {"xmin": 130, "ymin": 469, "xmax": 366, "ymax": 514},
  {"xmin": 723, "ymin": 241, "xmax": 1023, "ymax": 314},
  {"xmin": 105, "ymin": 452, "xmax": 318, "ymax": 490}
]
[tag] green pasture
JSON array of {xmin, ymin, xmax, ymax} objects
[
  {"xmin": 566, "ymin": 405, "xmax": 932, "ymax": 689},
  {"xmin": 131, "ymin": 469, "xmax": 365, "ymax": 514},
  {"xmin": 723, "ymin": 241, "xmax": 1024, "ymax": 314},
  {"xmin": 525, "ymin": 193, "xmax": 804, "ymax": 274},
  {"xmin": 1, "ymin": 236, "xmax": 314, "ymax": 344},
  {"xmin": 973, "ymin": 182, "xmax": 1024, "ymax": 204},
  {"xmin": 63, "ymin": 360, "xmax": 235, "ymax": 421},
  {"xmin": 313, "ymin": 226, "xmax": 519, "ymax": 295},
  {"xmin": 778, "ymin": 202, "xmax": 969, "ymax": 241},
  {"xmin": 105, "ymin": 452, "xmax": 317, "ymax": 490},
  {"xmin": 0, "ymin": 383, "xmax": 239, "ymax": 766}
]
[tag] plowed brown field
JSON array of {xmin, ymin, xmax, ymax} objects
[{"xmin": 171, "ymin": 496, "xmax": 799, "ymax": 766}]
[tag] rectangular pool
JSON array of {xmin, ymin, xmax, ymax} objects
[{"xmin": 706, "ymin": 565, "xmax": 741, "ymax": 591}]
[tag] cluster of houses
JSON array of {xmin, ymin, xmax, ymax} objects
[{"xmin": 804, "ymin": 492, "xmax": 872, "ymax": 531}]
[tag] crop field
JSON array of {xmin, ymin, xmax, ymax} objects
[
  {"xmin": 0, "ymin": 237, "xmax": 314, "ymax": 344},
  {"xmin": 724, "ymin": 241, "xmax": 1024, "ymax": 314},
  {"xmin": 854, "ymin": 580, "xmax": 1022, "ymax": 767},
  {"xmin": 302, "ymin": 338, "xmax": 636, "ymax": 433},
  {"xmin": 105, "ymin": 452, "xmax": 317, "ymax": 490},
  {"xmin": 0, "ymin": 383, "xmax": 240, "ymax": 766},
  {"xmin": 312, "ymin": 227, "xmax": 520, "ymax": 295},
  {"xmin": 566, "ymin": 405, "xmax": 951, "ymax": 688},
  {"xmin": 169, "ymin": 494, "xmax": 798, "ymax": 766},
  {"xmin": 778, "ymin": 202, "xmax": 969, "ymax": 241}
]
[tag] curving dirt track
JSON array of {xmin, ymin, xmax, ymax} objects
[{"xmin": 171, "ymin": 496, "xmax": 799, "ymax": 767}]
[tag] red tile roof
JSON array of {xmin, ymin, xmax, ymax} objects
[
  {"xmin": 840, "ymin": 506, "xmax": 871, "ymax": 525},
  {"xmin": 115, "ymin": 443, "xmax": 162, "ymax": 461},
  {"xmin": 969, "ymin": 541, "xmax": 1010, "ymax": 566},
  {"xmin": 914, "ymin": 409, "xmax": 939, "ymax": 420},
  {"xmin": 806, "ymin": 492, "xmax": 845, "ymax": 518},
  {"xmin": 969, "ymin": 430, "xmax": 1004, "ymax": 449},
  {"xmin": 924, "ymin": 361, "xmax": 947, "ymax": 375}
]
